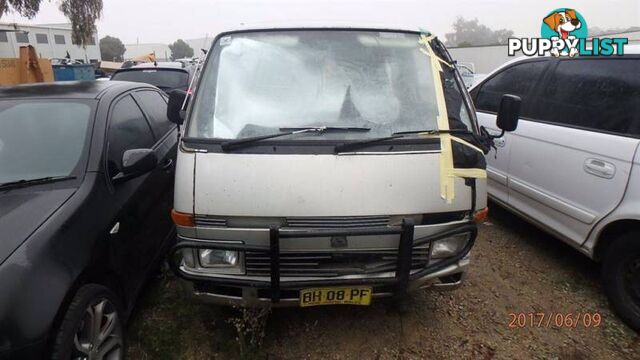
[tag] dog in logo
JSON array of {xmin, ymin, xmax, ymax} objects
[{"xmin": 543, "ymin": 9, "xmax": 582, "ymax": 57}]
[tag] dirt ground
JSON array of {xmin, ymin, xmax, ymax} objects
[{"xmin": 126, "ymin": 204, "xmax": 639, "ymax": 359}]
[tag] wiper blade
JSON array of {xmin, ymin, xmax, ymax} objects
[
  {"xmin": 334, "ymin": 128, "xmax": 473, "ymax": 153},
  {"xmin": 220, "ymin": 126, "xmax": 371, "ymax": 152},
  {"xmin": 392, "ymin": 129, "xmax": 473, "ymax": 136},
  {"xmin": 0, "ymin": 176, "xmax": 76, "ymax": 190},
  {"xmin": 279, "ymin": 126, "xmax": 370, "ymax": 132},
  {"xmin": 334, "ymin": 135, "xmax": 404, "ymax": 153}
]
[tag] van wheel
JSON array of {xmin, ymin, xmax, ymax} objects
[
  {"xmin": 602, "ymin": 232, "xmax": 640, "ymax": 331},
  {"xmin": 51, "ymin": 284, "xmax": 125, "ymax": 360}
]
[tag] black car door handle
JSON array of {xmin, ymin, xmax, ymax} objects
[{"xmin": 160, "ymin": 159, "xmax": 173, "ymax": 170}]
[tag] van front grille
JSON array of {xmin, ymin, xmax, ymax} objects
[
  {"xmin": 285, "ymin": 215, "xmax": 390, "ymax": 228},
  {"xmin": 245, "ymin": 245, "xmax": 430, "ymax": 278},
  {"xmin": 194, "ymin": 216, "xmax": 227, "ymax": 227}
]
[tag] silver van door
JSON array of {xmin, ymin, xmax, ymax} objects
[
  {"xmin": 472, "ymin": 59, "xmax": 550, "ymax": 205},
  {"xmin": 506, "ymin": 58, "xmax": 640, "ymax": 246}
]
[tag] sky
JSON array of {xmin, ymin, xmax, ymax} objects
[{"xmin": 2, "ymin": 0, "xmax": 639, "ymax": 44}]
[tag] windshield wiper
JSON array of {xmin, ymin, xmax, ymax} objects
[
  {"xmin": 280, "ymin": 126, "xmax": 370, "ymax": 132},
  {"xmin": 220, "ymin": 126, "xmax": 371, "ymax": 152},
  {"xmin": 333, "ymin": 129, "xmax": 475, "ymax": 153},
  {"xmin": 0, "ymin": 176, "xmax": 76, "ymax": 191},
  {"xmin": 392, "ymin": 129, "xmax": 473, "ymax": 136},
  {"xmin": 334, "ymin": 135, "xmax": 404, "ymax": 153}
]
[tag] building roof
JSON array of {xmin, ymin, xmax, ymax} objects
[{"xmin": 0, "ymin": 22, "xmax": 73, "ymax": 31}]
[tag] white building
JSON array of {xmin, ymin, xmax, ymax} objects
[{"xmin": 0, "ymin": 23, "xmax": 101, "ymax": 63}]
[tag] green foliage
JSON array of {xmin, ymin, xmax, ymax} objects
[
  {"xmin": 0, "ymin": 0, "xmax": 102, "ymax": 47},
  {"xmin": 99, "ymin": 36, "xmax": 126, "ymax": 62},
  {"xmin": 445, "ymin": 17, "xmax": 514, "ymax": 47},
  {"xmin": 169, "ymin": 39, "xmax": 194, "ymax": 60}
]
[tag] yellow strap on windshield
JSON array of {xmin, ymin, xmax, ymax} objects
[{"xmin": 418, "ymin": 34, "xmax": 486, "ymax": 203}]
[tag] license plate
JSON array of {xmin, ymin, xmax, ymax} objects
[{"xmin": 299, "ymin": 286, "xmax": 372, "ymax": 307}]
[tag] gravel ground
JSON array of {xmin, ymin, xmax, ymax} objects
[{"xmin": 127, "ymin": 204, "xmax": 639, "ymax": 359}]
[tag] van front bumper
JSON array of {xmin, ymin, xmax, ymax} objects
[
  {"xmin": 179, "ymin": 257, "xmax": 468, "ymax": 306},
  {"xmin": 169, "ymin": 218, "xmax": 477, "ymax": 307}
]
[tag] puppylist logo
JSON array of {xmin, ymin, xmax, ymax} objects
[{"xmin": 508, "ymin": 8, "xmax": 628, "ymax": 57}]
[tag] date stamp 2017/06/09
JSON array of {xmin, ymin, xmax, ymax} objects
[{"xmin": 508, "ymin": 312, "xmax": 602, "ymax": 329}]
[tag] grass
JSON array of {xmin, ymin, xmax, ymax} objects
[{"xmin": 126, "ymin": 270, "xmax": 241, "ymax": 359}]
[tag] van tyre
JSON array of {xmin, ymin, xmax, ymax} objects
[
  {"xmin": 51, "ymin": 284, "xmax": 125, "ymax": 360},
  {"xmin": 602, "ymin": 232, "xmax": 640, "ymax": 331}
]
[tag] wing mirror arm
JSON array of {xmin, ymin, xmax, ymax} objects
[{"xmin": 476, "ymin": 94, "xmax": 521, "ymax": 154}]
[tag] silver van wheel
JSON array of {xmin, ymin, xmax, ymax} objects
[{"xmin": 72, "ymin": 298, "xmax": 123, "ymax": 360}]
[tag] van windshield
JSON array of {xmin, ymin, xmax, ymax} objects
[{"xmin": 188, "ymin": 30, "xmax": 472, "ymax": 140}]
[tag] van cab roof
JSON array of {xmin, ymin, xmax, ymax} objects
[{"xmin": 211, "ymin": 21, "xmax": 425, "ymax": 39}]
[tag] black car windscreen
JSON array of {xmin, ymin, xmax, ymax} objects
[
  {"xmin": 112, "ymin": 69, "xmax": 189, "ymax": 90},
  {"xmin": 0, "ymin": 100, "xmax": 92, "ymax": 184}
]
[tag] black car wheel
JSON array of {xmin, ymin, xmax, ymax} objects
[
  {"xmin": 603, "ymin": 231, "xmax": 640, "ymax": 331},
  {"xmin": 51, "ymin": 284, "xmax": 124, "ymax": 360}
]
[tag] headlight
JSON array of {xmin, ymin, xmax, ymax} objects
[
  {"xmin": 176, "ymin": 248, "xmax": 245, "ymax": 275},
  {"xmin": 199, "ymin": 249, "xmax": 240, "ymax": 267},
  {"xmin": 430, "ymin": 233, "xmax": 471, "ymax": 259}
]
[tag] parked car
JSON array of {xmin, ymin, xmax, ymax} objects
[
  {"xmin": 166, "ymin": 24, "xmax": 519, "ymax": 308},
  {"xmin": 470, "ymin": 46, "xmax": 640, "ymax": 330},
  {"xmin": 111, "ymin": 65, "xmax": 191, "ymax": 94},
  {"xmin": 132, "ymin": 61, "xmax": 184, "ymax": 69},
  {"xmin": 0, "ymin": 81, "xmax": 178, "ymax": 358}
]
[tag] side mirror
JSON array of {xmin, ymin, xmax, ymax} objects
[
  {"xmin": 122, "ymin": 149, "xmax": 157, "ymax": 175},
  {"xmin": 167, "ymin": 89, "xmax": 188, "ymax": 125},
  {"xmin": 496, "ymin": 94, "xmax": 521, "ymax": 132}
]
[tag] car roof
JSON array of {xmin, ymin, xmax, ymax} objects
[
  {"xmin": 469, "ymin": 44, "xmax": 640, "ymax": 91},
  {"xmin": 113, "ymin": 67, "xmax": 189, "ymax": 74},
  {"xmin": 132, "ymin": 62, "xmax": 184, "ymax": 69},
  {"xmin": 0, "ymin": 80, "xmax": 157, "ymax": 100}
]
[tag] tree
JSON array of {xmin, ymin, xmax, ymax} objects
[
  {"xmin": 445, "ymin": 17, "xmax": 514, "ymax": 47},
  {"xmin": 0, "ymin": 0, "xmax": 102, "ymax": 47},
  {"xmin": 169, "ymin": 39, "xmax": 194, "ymax": 60},
  {"xmin": 100, "ymin": 36, "xmax": 126, "ymax": 62}
]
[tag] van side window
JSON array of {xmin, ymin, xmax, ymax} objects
[
  {"xmin": 107, "ymin": 95, "xmax": 155, "ymax": 177},
  {"xmin": 475, "ymin": 61, "xmax": 548, "ymax": 115},
  {"xmin": 528, "ymin": 59, "xmax": 640, "ymax": 136},
  {"xmin": 134, "ymin": 90, "xmax": 174, "ymax": 138}
]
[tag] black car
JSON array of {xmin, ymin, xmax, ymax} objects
[
  {"xmin": 110, "ymin": 66, "xmax": 191, "ymax": 94},
  {"xmin": 0, "ymin": 81, "xmax": 177, "ymax": 359}
]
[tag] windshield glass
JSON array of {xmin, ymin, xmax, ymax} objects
[
  {"xmin": 112, "ymin": 69, "xmax": 189, "ymax": 89},
  {"xmin": 188, "ymin": 30, "xmax": 472, "ymax": 140},
  {"xmin": 0, "ymin": 100, "xmax": 92, "ymax": 184}
]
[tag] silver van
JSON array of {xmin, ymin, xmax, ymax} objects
[
  {"xmin": 165, "ymin": 24, "xmax": 518, "ymax": 307},
  {"xmin": 470, "ymin": 46, "xmax": 640, "ymax": 330}
]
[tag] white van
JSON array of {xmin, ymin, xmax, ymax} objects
[
  {"xmin": 165, "ymin": 23, "xmax": 518, "ymax": 307},
  {"xmin": 470, "ymin": 47, "xmax": 640, "ymax": 329}
]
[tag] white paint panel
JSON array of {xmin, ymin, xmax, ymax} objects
[
  {"xmin": 508, "ymin": 119, "xmax": 638, "ymax": 245},
  {"xmin": 174, "ymin": 150, "xmax": 195, "ymax": 213},
  {"xmin": 192, "ymin": 152, "xmax": 480, "ymax": 216}
]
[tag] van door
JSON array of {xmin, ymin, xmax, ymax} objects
[
  {"xmin": 471, "ymin": 59, "xmax": 550, "ymax": 204},
  {"xmin": 506, "ymin": 58, "xmax": 640, "ymax": 246}
]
